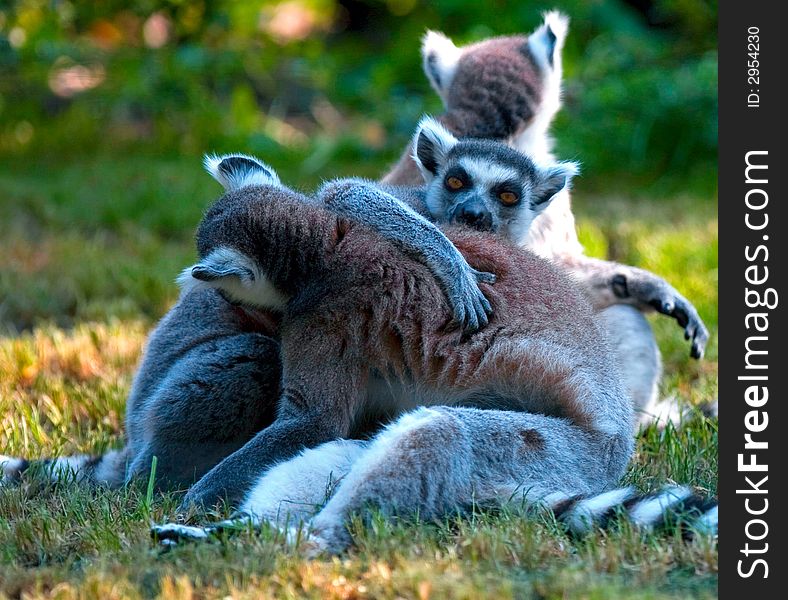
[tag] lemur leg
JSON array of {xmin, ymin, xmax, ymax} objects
[
  {"xmin": 560, "ymin": 254, "xmax": 709, "ymax": 359},
  {"xmin": 597, "ymin": 305, "xmax": 662, "ymax": 425},
  {"xmin": 597, "ymin": 306, "xmax": 708, "ymax": 429},
  {"xmin": 0, "ymin": 326, "xmax": 282, "ymax": 491},
  {"xmin": 317, "ymin": 179, "xmax": 495, "ymax": 334},
  {"xmin": 126, "ymin": 332, "xmax": 282, "ymax": 491},
  {"xmin": 238, "ymin": 439, "xmax": 367, "ymax": 526},
  {"xmin": 179, "ymin": 326, "xmax": 368, "ymax": 510},
  {"xmin": 152, "ymin": 439, "xmax": 366, "ymax": 546},
  {"xmin": 306, "ymin": 407, "xmax": 632, "ymax": 554}
]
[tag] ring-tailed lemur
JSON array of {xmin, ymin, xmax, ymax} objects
[
  {"xmin": 175, "ymin": 138, "xmax": 588, "ymax": 508},
  {"xmin": 383, "ymin": 11, "xmax": 710, "ymax": 423},
  {"xmin": 1, "ymin": 12, "xmax": 711, "ymax": 494},
  {"xmin": 0, "ymin": 116, "xmax": 574, "ymax": 492},
  {"xmin": 172, "ymin": 149, "xmax": 634, "ymax": 511},
  {"xmin": 150, "ymin": 155, "xmax": 716, "ymax": 552}
]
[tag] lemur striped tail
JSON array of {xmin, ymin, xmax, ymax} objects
[
  {"xmin": 151, "ymin": 485, "xmax": 718, "ymax": 551},
  {"xmin": 546, "ymin": 485, "xmax": 718, "ymax": 538},
  {"xmin": 0, "ymin": 450, "xmax": 128, "ymax": 487}
]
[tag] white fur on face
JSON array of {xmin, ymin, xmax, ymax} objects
[
  {"xmin": 423, "ymin": 156, "xmax": 527, "ymax": 226},
  {"xmin": 203, "ymin": 153, "xmax": 281, "ymax": 191},
  {"xmin": 457, "ymin": 156, "xmax": 533, "ymax": 217},
  {"xmin": 177, "ymin": 246, "xmax": 290, "ymax": 311},
  {"xmin": 439, "ymin": 156, "xmax": 541, "ymax": 245},
  {"xmin": 421, "ymin": 30, "xmax": 463, "ymax": 105},
  {"xmin": 457, "ymin": 157, "xmax": 522, "ymax": 192}
]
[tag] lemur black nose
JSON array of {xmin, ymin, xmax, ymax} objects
[{"xmin": 457, "ymin": 204, "xmax": 493, "ymax": 231}]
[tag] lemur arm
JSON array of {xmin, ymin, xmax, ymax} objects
[
  {"xmin": 317, "ymin": 179, "xmax": 495, "ymax": 334},
  {"xmin": 379, "ymin": 116, "xmax": 708, "ymax": 358},
  {"xmin": 179, "ymin": 315, "xmax": 369, "ymax": 510},
  {"xmin": 559, "ymin": 253, "xmax": 709, "ymax": 359}
]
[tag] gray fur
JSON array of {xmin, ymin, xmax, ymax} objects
[
  {"xmin": 122, "ymin": 288, "xmax": 281, "ymax": 489},
  {"xmin": 152, "ymin": 407, "xmax": 717, "ymax": 554},
  {"xmin": 169, "ymin": 157, "xmax": 632, "ymax": 514},
  {"xmin": 316, "ymin": 176, "xmax": 495, "ymax": 334},
  {"xmin": 3, "ymin": 13, "xmax": 711, "ymax": 495},
  {"xmin": 384, "ymin": 13, "xmax": 710, "ymax": 419},
  {"xmin": 1, "ymin": 287, "xmax": 283, "ymax": 490},
  {"xmin": 304, "ymin": 407, "xmax": 627, "ymax": 553},
  {"xmin": 314, "ymin": 120, "xmax": 577, "ymax": 334}
]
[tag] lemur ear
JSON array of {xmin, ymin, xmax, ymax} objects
[
  {"xmin": 412, "ymin": 117, "xmax": 459, "ymax": 181},
  {"xmin": 531, "ymin": 161, "xmax": 579, "ymax": 210},
  {"xmin": 203, "ymin": 153, "xmax": 281, "ymax": 191},
  {"xmin": 190, "ymin": 262, "xmax": 254, "ymax": 283},
  {"xmin": 421, "ymin": 30, "xmax": 462, "ymax": 105},
  {"xmin": 527, "ymin": 10, "xmax": 569, "ymax": 71},
  {"xmin": 176, "ymin": 247, "xmax": 256, "ymax": 295}
]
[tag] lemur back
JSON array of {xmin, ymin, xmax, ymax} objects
[
  {"xmin": 168, "ymin": 154, "xmax": 633, "ymax": 516},
  {"xmin": 195, "ymin": 183, "xmax": 626, "ymax": 433},
  {"xmin": 153, "ymin": 158, "xmax": 715, "ymax": 553}
]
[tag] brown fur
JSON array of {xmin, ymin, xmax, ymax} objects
[
  {"xmin": 181, "ymin": 184, "xmax": 630, "ymax": 506},
  {"xmin": 518, "ymin": 429, "xmax": 545, "ymax": 451},
  {"xmin": 384, "ymin": 35, "xmax": 543, "ymax": 185}
]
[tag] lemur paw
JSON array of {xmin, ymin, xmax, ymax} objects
[
  {"xmin": 0, "ymin": 455, "xmax": 26, "ymax": 486},
  {"xmin": 302, "ymin": 523, "xmax": 352, "ymax": 557},
  {"xmin": 151, "ymin": 522, "xmax": 212, "ymax": 546},
  {"xmin": 447, "ymin": 266, "xmax": 495, "ymax": 335},
  {"xmin": 647, "ymin": 292, "xmax": 709, "ymax": 360},
  {"xmin": 613, "ymin": 273, "xmax": 710, "ymax": 359},
  {"xmin": 178, "ymin": 472, "xmax": 245, "ymax": 513}
]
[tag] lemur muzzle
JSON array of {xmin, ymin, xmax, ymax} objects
[{"xmin": 457, "ymin": 201, "xmax": 493, "ymax": 231}]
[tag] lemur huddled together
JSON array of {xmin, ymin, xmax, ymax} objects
[{"xmin": 1, "ymin": 11, "xmax": 716, "ymax": 552}]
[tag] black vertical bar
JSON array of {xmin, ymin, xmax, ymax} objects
[{"xmin": 719, "ymin": 2, "xmax": 785, "ymax": 597}]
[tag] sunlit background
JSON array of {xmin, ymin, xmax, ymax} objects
[{"xmin": 1, "ymin": 0, "xmax": 717, "ymax": 191}]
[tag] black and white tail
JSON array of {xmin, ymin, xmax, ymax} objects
[
  {"xmin": 547, "ymin": 485, "xmax": 718, "ymax": 538},
  {"xmin": 151, "ymin": 484, "xmax": 718, "ymax": 551},
  {"xmin": 0, "ymin": 450, "xmax": 128, "ymax": 487}
]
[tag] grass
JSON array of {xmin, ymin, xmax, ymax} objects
[{"xmin": 0, "ymin": 154, "xmax": 717, "ymax": 599}]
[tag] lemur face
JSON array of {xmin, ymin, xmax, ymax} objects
[{"xmin": 412, "ymin": 117, "xmax": 578, "ymax": 242}]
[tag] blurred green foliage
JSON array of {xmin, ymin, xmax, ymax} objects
[{"xmin": 0, "ymin": 0, "xmax": 716, "ymax": 192}]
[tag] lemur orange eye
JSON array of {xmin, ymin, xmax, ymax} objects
[
  {"xmin": 446, "ymin": 176, "xmax": 464, "ymax": 190},
  {"xmin": 498, "ymin": 191, "xmax": 519, "ymax": 205}
]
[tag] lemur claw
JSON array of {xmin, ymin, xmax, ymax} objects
[
  {"xmin": 648, "ymin": 290, "xmax": 709, "ymax": 359},
  {"xmin": 473, "ymin": 269, "xmax": 497, "ymax": 285},
  {"xmin": 151, "ymin": 522, "xmax": 211, "ymax": 545},
  {"xmin": 449, "ymin": 267, "xmax": 494, "ymax": 335}
]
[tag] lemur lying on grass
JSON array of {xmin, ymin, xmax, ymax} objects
[{"xmin": 151, "ymin": 151, "xmax": 716, "ymax": 553}]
